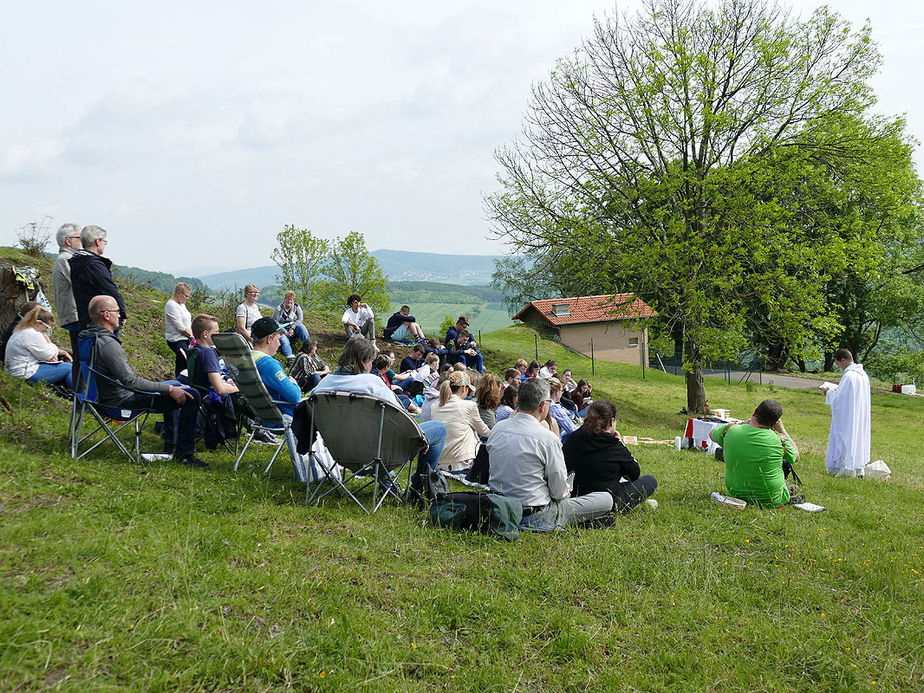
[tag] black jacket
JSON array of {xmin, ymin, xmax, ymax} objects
[
  {"xmin": 69, "ymin": 251, "xmax": 126, "ymax": 328},
  {"xmin": 562, "ymin": 426, "xmax": 641, "ymax": 496}
]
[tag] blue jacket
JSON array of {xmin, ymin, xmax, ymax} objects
[{"xmin": 384, "ymin": 311, "xmax": 416, "ymax": 339}]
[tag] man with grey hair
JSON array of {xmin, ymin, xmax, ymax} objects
[
  {"xmin": 69, "ymin": 225, "xmax": 126, "ymax": 330},
  {"xmin": 487, "ymin": 377, "xmax": 615, "ymax": 530},
  {"xmin": 51, "ymin": 222, "xmax": 82, "ymax": 356}
]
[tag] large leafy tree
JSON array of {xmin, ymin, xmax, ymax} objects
[
  {"xmin": 316, "ymin": 231, "xmax": 390, "ymax": 317},
  {"xmin": 487, "ymin": 0, "xmax": 883, "ymax": 412},
  {"xmin": 271, "ymin": 224, "xmax": 329, "ymax": 309}
]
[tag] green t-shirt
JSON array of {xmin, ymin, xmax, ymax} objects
[{"xmin": 713, "ymin": 423, "xmax": 796, "ymax": 507}]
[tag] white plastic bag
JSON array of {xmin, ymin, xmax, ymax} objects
[{"xmin": 865, "ymin": 459, "xmax": 891, "ymax": 481}]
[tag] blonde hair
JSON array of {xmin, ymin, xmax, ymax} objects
[
  {"xmin": 452, "ymin": 362, "xmax": 466, "ymax": 372},
  {"xmin": 424, "ymin": 353, "xmax": 439, "ymax": 368},
  {"xmin": 284, "ymin": 290, "xmax": 296, "ymax": 301},
  {"xmin": 548, "ymin": 377, "xmax": 563, "ymax": 395},
  {"xmin": 15, "ymin": 305, "xmax": 54, "ymax": 332},
  {"xmin": 192, "ymin": 313, "xmax": 219, "ymax": 340},
  {"xmin": 438, "ymin": 377, "xmax": 469, "ymax": 407},
  {"xmin": 515, "ymin": 358, "xmax": 528, "ymax": 370},
  {"xmin": 476, "ymin": 373, "xmax": 502, "ymax": 410}
]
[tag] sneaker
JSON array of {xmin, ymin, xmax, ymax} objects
[
  {"xmin": 253, "ymin": 429, "xmax": 278, "ymax": 445},
  {"xmin": 179, "ymin": 454, "xmax": 209, "ymax": 468}
]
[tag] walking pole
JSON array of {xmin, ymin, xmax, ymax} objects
[
  {"xmin": 478, "ymin": 329, "xmax": 481, "ymax": 346},
  {"xmin": 535, "ymin": 334, "xmax": 539, "ymax": 361},
  {"xmin": 591, "ymin": 339, "xmax": 595, "ymax": 376}
]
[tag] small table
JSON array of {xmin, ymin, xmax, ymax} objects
[{"xmin": 683, "ymin": 417, "xmax": 741, "ymax": 454}]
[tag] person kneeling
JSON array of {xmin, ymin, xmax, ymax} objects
[
  {"xmin": 709, "ymin": 399, "xmax": 799, "ymax": 508},
  {"xmin": 562, "ymin": 401, "xmax": 657, "ymax": 512}
]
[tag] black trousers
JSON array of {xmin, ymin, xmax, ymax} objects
[
  {"xmin": 166, "ymin": 339, "xmax": 190, "ymax": 378},
  {"xmin": 606, "ymin": 475, "xmax": 659, "ymax": 512}
]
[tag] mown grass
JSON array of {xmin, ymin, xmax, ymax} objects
[{"xmin": 1, "ymin": 277, "xmax": 922, "ymax": 690}]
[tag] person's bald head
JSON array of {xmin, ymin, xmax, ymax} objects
[{"xmin": 89, "ymin": 295, "xmax": 120, "ymax": 330}]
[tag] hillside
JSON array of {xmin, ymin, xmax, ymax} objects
[{"xmin": 1, "ymin": 246, "xmax": 922, "ymax": 691}]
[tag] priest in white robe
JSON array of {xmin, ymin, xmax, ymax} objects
[{"xmin": 822, "ymin": 348, "xmax": 871, "ymax": 477}]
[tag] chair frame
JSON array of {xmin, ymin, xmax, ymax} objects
[
  {"xmin": 305, "ymin": 390, "xmax": 427, "ymax": 514},
  {"xmin": 211, "ymin": 332, "xmax": 298, "ymax": 478},
  {"xmin": 69, "ymin": 335, "xmax": 160, "ymax": 464}
]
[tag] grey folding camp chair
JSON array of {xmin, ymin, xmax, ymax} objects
[
  {"xmin": 305, "ymin": 390, "xmax": 427, "ymax": 514},
  {"xmin": 211, "ymin": 332, "xmax": 307, "ymax": 482}
]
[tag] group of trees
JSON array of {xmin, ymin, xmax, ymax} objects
[
  {"xmin": 271, "ymin": 225, "xmax": 389, "ymax": 317},
  {"xmin": 488, "ymin": 0, "xmax": 924, "ymax": 412}
]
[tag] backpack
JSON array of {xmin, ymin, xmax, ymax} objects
[
  {"xmin": 429, "ymin": 491, "xmax": 523, "ymax": 541},
  {"xmin": 408, "ymin": 468, "xmax": 449, "ymax": 508}
]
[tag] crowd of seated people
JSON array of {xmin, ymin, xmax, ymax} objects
[{"xmin": 2, "ymin": 233, "xmax": 669, "ymax": 527}]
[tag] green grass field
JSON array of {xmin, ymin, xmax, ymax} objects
[
  {"xmin": 1, "ymin": 264, "xmax": 922, "ymax": 690},
  {"xmin": 387, "ymin": 302, "xmax": 513, "ymax": 336}
]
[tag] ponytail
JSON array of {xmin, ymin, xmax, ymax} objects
[{"xmin": 438, "ymin": 379, "xmax": 453, "ymax": 407}]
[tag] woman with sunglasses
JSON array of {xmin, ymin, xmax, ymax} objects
[{"xmin": 4, "ymin": 305, "xmax": 73, "ymax": 388}]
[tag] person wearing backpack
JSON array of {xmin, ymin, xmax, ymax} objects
[{"xmin": 486, "ymin": 377, "xmax": 615, "ymax": 530}]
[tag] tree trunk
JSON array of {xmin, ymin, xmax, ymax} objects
[
  {"xmin": 684, "ymin": 338, "xmax": 708, "ymax": 414},
  {"xmin": 823, "ymin": 351, "xmax": 835, "ymax": 372}
]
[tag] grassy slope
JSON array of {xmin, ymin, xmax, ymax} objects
[{"xmin": 0, "ymin": 253, "xmax": 922, "ymax": 691}]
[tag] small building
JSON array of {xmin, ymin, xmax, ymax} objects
[{"xmin": 512, "ymin": 294, "xmax": 657, "ymax": 365}]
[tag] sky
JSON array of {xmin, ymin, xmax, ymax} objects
[{"xmin": 1, "ymin": 1, "xmax": 921, "ymax": 276}]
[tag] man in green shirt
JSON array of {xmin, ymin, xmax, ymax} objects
[{"xmin": 710, "ymin": 399, "xmax": 799, "ymax": 507}]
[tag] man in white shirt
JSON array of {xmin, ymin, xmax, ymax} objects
[
  {"xmin": 341, "ymin": 293, "xmax": 375, "ymax": 341},
  {"xmin": 487, "ymin": 378, "xmax": 614, "ymax": 530},
  {"xmin": 821, "ymin": 348, "xmax": 871, "ymax": 477},
  {"xmin": 164, "ymin": 282, "xmax": 193, "ymax": 376}
]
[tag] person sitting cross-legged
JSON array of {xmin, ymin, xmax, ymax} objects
[
  {"xmin": 562, "ymin": 401, "xmax": 657, "ymax": 512},
  {"xmin": 80, "ymin": 295, "xmax": 204, "ymax": 467},
  {"xmin": 487, "ymin": 377, "xmax": 615, "ymax": 531},
  {"xmin": 310, "ymin": 337, "xmax": 446, "ymax": 479},
  {"xmin": 709, "ymin": 398, "xmax": 799, "ymax": 508},
  {"xmin": 341, "ymin": 294, "xmax": 375, "ymax": 341}
]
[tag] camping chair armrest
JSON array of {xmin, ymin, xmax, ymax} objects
[{"xmin": 88, "ymin": 366, "xmax": 162, "ymax": 398}]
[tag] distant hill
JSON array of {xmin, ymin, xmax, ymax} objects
[{"xmin": 196, "ymin": 249, "xmax": 502, "ymax": 291}]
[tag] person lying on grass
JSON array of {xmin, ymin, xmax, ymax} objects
[
  {"xmin": 709, "ymin": 398, "xmax": 799, "ymax": 508},
  {"xmin": 562, "ymin": 401, "xmax": 657, "ymax": 512}
]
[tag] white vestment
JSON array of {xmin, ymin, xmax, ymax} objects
[{"xmin": 824, "ymin": 363, "xmax": 871, "ymax": 475}]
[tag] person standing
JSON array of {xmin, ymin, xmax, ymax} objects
[
  {"xmin": 69, "ymin": 226, "xmax": 126, "ymax": 330},
  {"xmin": 821, "ymin": 348, "xmax": 871, "ymax": 477},
  {"xmin": 51, "ymin": 222, "xmax": 82, "ymax": 356},
  {"xmin": 164, "ymin": 283, "xmax": 193, "ymax": 377}
]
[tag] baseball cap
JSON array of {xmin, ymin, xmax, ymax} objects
[{"xmin": 251, "ymin": 317, "xmax": 284, "ymax": 341}]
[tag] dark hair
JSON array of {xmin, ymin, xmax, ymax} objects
[
  {"xmin": 528, "ymin": 360, "xmax": 540, "ymax": 371},
  {"xmin": 337, "ymin": 338, "xmax": 376, "ymax": 373},
  {"xmin": 543, "ymin": 359, "xmax": 557, "ymax": 368},
  {"xmin": 346, "ymin": 293, "xmax": 361, "ymax": 306},
  {"xmin": 582, "ymin": 401, "xmax": 617, "ymax": 435},
  {"xmin": 300, "ymin": 338, "xmax": 318, "ymax": 355},
  {"xmin": 576, "ymin": 379, "xmax": 590, "ymax": 393},
  {"xmin": 411, "ymin": 344, "xmax": 424, "ymax": 354},
  {"xmin": 834, "ymin": 348, "xmax": 853, "ymax": 362},
  {"xmin": 500, "ymin": 385, "xmax": 518, "ymax": 408},
  {"xmin": 754, "ymin": 399, "xmax": 783, "ymax": 427},
  {"xmin": 372, "ymin": 353, "xmax": 391, "ymax": 371},
  {"xmin": 504, "ymin": 368, "xmax": 520, "ymax": 381},
  {"xmin": 191, "ymin": 313, "xmax": 219, "ymax": 339},
  {"xmin": 476, "ymin": 374, "xmax": 503, "ymax": 410}
]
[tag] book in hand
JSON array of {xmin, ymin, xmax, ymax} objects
[{"xmin": 820, "ymin": 381, "xmax": 838, "ymax": 391}]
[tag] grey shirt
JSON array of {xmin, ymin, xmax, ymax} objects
[
  {"xmin": 486, "ymin": 413, "xmax": 570, "ymax": 506},
  {"xmin": 80, "ymin": 324, "xmax": 171, "ymax": 407},
  {"xmin": 52, "ymin": 248, "xmax": 78, "ymax": 325}
]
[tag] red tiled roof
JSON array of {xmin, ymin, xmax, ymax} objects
[{"xmin": 512, "ymin": 293, "xmax": 657, "ymax": 326}]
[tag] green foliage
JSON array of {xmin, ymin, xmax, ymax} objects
[
  {"xmin": 112, "ymin": 264, "xmax": 204, "ymax": 294},
  {"xmin": 316, "ymin": 231, "xmax": 389, "ymax": 316},
  {"xmin": 438, "ymin": 313, "xmax": 456, "ymax": 337},
  {"xmin": 270, "ymin": 224, "xmax": 329, "ymax": 308},
  {"xmin": 487, "ymin": 0, "xmax": 893, "ymax": 414}
]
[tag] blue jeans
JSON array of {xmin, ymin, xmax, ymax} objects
[
  {"xmin": 463, "ymin": 351, "xmax": 484, "ymax": 374},
  {"xmin": 278, "ymin": 324, "xmax": 310, "ymax": 358},
  {"xmin": 27, "ymin": 362, "xmax": 73, "ymax": 389},
  {"xmin": 417, "ymin": 420, "xmax": 446, "ymax": 473}
]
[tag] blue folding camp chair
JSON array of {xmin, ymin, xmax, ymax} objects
[{"xmin": 69, "ymin": 334, "xmax": 161, "ymax": 464}]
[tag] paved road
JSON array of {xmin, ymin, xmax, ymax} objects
[{"xmin": 704, "ymin": 370, "xmax": 827, "ymax": 391}]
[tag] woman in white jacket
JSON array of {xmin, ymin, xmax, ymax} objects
[
  {"xmin": 430, "ymin": 370, "xmax": 491, "ymax": 473},
  {"xmin": 4, "ymin": 306, "xmax": 73, "ymax": 388}
]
